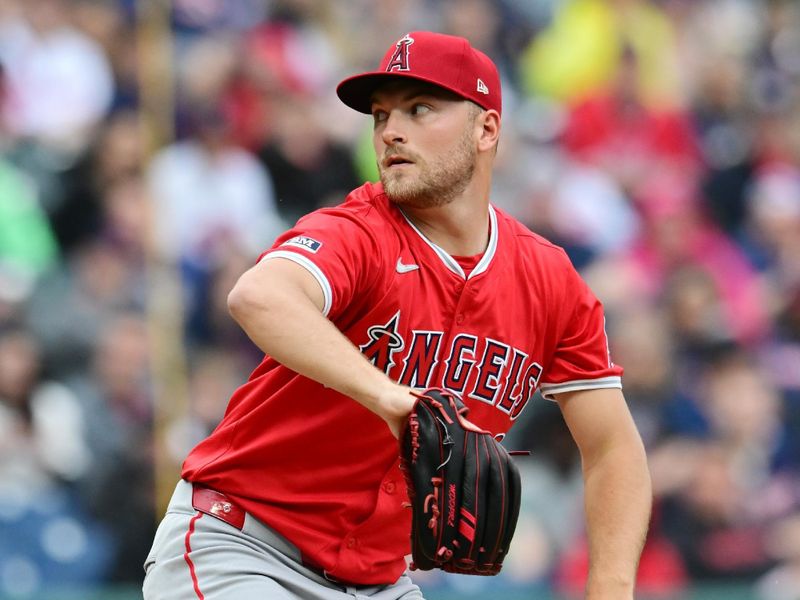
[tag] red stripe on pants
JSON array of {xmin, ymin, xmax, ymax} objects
[{"xmin": 183, "ymin": 512, "xmax": 205, "ymax": 599}]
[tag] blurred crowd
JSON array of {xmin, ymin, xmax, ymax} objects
[{"xmin": 0, "ymin": 0, "xmax": 799, "ymax": 597}]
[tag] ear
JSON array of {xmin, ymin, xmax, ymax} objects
[{"xmin": 476, "ymin": 109, "xmax": 500, "ymax": 153}]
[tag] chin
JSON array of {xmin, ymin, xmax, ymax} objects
[
  {"xmin": 381, "ymin": 176, "xmax": 416, "ymax": 200},
  {"xmin": 385, "ymin": 189, "xmax": 448, "ymax": 209},
  {"xmin": 381, "ymin": 170, "xmax": 453, "ymax": 209}
]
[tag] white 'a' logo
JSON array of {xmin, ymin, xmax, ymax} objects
[{"xmin": 386, "ymin": 34, "xmax": 414, "ymax": 72}]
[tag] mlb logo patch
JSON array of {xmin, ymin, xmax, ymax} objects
[{"xmin": 282, "ymin": 235, "xmax": 323, "ymax": 253}]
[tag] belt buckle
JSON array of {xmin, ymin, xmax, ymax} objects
[
  {"xmin": 191, "ymin": 485, "xmax": 245, "ymax": 530},
  {"xmin": 209, "ymin": 500, "xmax": 233, "ymax": 517}
]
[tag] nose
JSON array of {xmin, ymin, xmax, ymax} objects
[{"xmin": 380, "ymin": 110, "xmax": 407, "ymax": 146}]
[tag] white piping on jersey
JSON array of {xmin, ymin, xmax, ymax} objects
[
  {"xmin": 260, "ymin": 250, "xmax": 333, "ymax": 316},
  {"xmin": 539, "ymin": 376, "xmax": 623, "ymax": 401},
  {"xmin": 398, "ymin": 205, "xmax": 499, "ymax": 280}
]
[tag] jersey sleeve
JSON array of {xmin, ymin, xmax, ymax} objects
[
  {"xmin": 539, "ymin": 258, "xmax": 623, "ymax": 401},
  {"xmin": 257, "ymin": 206, "xmax": 385, "ymax": 320}
]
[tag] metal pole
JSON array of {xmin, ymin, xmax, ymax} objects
[{"xmin": 136, "ymin": 0, "xmax": 188, "ymax": 517}]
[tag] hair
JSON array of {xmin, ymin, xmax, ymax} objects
[
  {"xmin": 467, "ymin": 102, "xmax": 484, "ymax": 120},
  {"xmin": 468, "ymin": 102, "xmax": 499, "ymax": 154}
]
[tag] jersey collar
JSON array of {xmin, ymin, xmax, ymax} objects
[{"xmin": 399, "ymin": 205, "xmax": 498, "ymax": 280}]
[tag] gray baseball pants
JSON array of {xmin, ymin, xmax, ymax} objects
[{"xmin": 142, "ymin": 480, "xmax": 425, "ymax": 600}]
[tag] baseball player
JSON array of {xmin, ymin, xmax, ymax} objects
[{"xmin": 143, "ymin": 31, "xmax": 651, "ymax": 600}]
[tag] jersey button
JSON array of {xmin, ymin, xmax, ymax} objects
[
  {"xmin": 383, "ymin": 481, "xmax": 396, "ymax": 494},
  {"xmin": 346, "ymin": 537, "xmax": 357, "ymax": 549},
  {"xmin": 454, "ymin": 281, "xmax": 464, "ymax": 293},
  {"xmin": 455, "ymin": 314, "xmax": 465, "ymax": 325}
]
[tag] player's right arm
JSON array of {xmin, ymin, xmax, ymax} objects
[{"xmin": 227, "ymin": 255, "xmax": 415, "ymax": 437}]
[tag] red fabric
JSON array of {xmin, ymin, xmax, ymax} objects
[
  {"xmin": 183, "ymin": 182, "xmax": 621, "ymax": 584},
  {"xmin": 337, "ymin": 31, "xmax": 502, "ymax": 115},
  {"xmin": 221, "ymin": 79, "xmax": 272, "ymax": 151},
  {"xmin": 191, "ymin": 486, "xmax": 246, "ymax": 530},
  {"xmin": 452, "ymin": 253, "xmax": 481, "ymax": 278},
  {"xmin": 246, "ymin": 23, "xmax": 313, "ymax": 95},
  {"xmin": 563, "ymin": 94, "xmax": 699, "ymax": 166}
]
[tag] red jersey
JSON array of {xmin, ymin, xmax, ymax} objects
[{"xmin": 182, "ymin": 182, "xmax": 622, "ymax": 584}]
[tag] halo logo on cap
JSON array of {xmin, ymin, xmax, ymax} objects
[{"xmin": 386, "ymin": 34, "xmax": 414, "ymax": 72}]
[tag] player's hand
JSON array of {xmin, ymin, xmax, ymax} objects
[{"xmin": 377, "ymin": 386, "xmax": 417, "ymax": 438}]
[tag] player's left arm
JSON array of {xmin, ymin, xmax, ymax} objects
[{"xmin": 555, "ymin": 387, "xmax": 651, "ymax": 600}]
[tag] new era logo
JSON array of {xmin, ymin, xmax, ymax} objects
[
  {"xmin": 282, "ymin": 235, "xmax": 322, "ymax": 253},
  {"xmin": 476, "ymin": 79, "xmax": 489, "ymax": 95}
]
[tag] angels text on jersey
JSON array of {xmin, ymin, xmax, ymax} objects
[{"xmin": 359, "ymin": 311, "xmax": 542, "ymax": 420}]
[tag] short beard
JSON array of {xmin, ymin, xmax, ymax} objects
[{"xmin": 380, "ymin": 122, "xmax": 477, "ymax": 209}]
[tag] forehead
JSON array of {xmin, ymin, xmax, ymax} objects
[{"xmin": 369, "ymin": 79, "xmax": 464, "ymax": 106}]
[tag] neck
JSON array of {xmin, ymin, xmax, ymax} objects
[{"xmin": 398, "ymin": 176, "xmax": 491, "ymax": 256}]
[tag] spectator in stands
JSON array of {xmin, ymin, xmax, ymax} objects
[
  {"xmin": 256, "ymin": 92, "xmax": 360, "ymax": 223},
  {"xmin": 53, "ymin": 109, "xmax": 143, "ymax": 253},
  {"xmin": 0, "ymin": 0, "xmax": 114, "ymax": 154},
  {"xmin": 0, "ymin": 158, "xmax": 58, "ymax": 304},
  {"xmin": 146, "ymin": 102, "xmax": 285, "ymax": 268},
  {"xmin": 25, "ymin": 236, "xmax": 146, "ymax": 377},
  {"xmin": 0, "ymin": 322, "xmax": 90, "ymax": 488},
  {"xmin": 67, "ymin": 311, "xmax": 155, "ymax": 583}
]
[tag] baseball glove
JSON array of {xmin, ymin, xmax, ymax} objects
[{"xmin": 399, "ymin": 387, "xmax": 522, "ymax": 575}]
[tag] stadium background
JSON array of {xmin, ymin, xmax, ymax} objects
[{"xmin": 1, "ymin": 0, "xmax": 799, "ymax": 598}]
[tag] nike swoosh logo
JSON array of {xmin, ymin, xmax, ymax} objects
[{"xmin": 396, "ymin": 258, "xmax": 419, "ymax": 274}]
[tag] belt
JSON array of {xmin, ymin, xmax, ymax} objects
[
  {"xmin": 189, "ymin": 484, "xmax": 361, "ymax": 587},
  {"xmin": 191, "ymin": 485, "xmax": 246, "ymax": 530}
]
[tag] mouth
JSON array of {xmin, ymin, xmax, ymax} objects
[{"xmin": 383, "ymin": 155, "xmax": 415, "ymax": 169}]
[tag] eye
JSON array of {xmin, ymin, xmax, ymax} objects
[
  {"xmin": 411, "ymin": 103, "xmax": 431, "ymax": 116},
  {"xmin": 372, "ymin": 109, "xmax": 388, "ymax": 126}
]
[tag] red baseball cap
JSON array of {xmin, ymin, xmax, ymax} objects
[{"xmin": 336, "ymin": 31, "xmax": 502, "ymax": 116}]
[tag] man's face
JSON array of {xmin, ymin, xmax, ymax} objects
[{"xmin": 371, "ymin": 81, "xmax": 480, "ymax": 209}]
